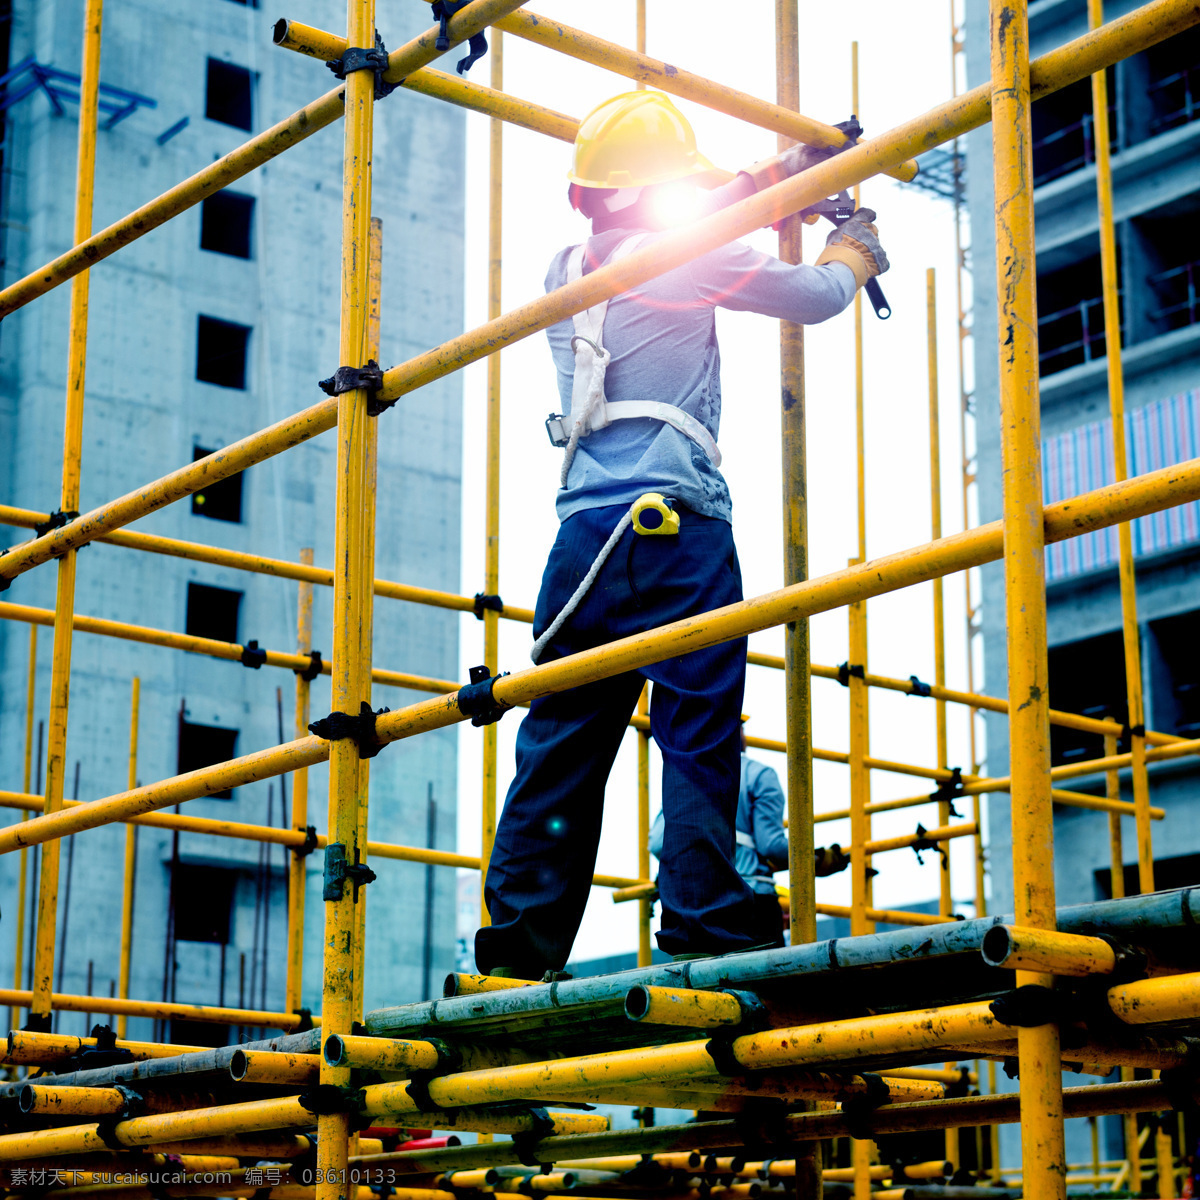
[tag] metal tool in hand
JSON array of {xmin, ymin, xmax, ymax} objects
[{"xmin": 802, "ymin": 189, "xmax": 891, "ymax": 319}]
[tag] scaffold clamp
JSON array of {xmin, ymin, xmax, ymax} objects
[
  {"xmin": 989, "ymin": 984, "xmax": 1067, "ymax": 1028},
  {"xmin": 323, "ymin": 842, "xmax": 377, "ymax": 902},
  {"xmin": 457, "ymin": 665, "xmax": 510, "ymax": 727},
  {"xmin": 510, "ymin": 1106, "xmax": 557, "ymax": 1166},
  {"xmin": 431, "ymin": 1, "xmax": 489, "ymax": 75},
  {"xmin": 928, "ymin": 765, "xmax": 965, "ymax": 816},
  {"xmin": 910, "ymin": 822, "xmax": 947, "ymax": 867},
  {"xmin": 240, "ymin": 639, "xmax": 267, "ymax": 669},
  {"xmin": 473, "ymin": 592, "xmax": 503, "ymax": 620},
  {"xmin": 295, "ymin": 650, "xmax": 323, "ymax": 682},
  {"xmin": 294, "ymin": 825, "xmax": 319, "ymax": 859},
  {"xmin": 325, "ymin": 33, "xmax": 397, "ymax": 100},
  {"xmin": 319, "ymin": 358, "xmax": 391, "ymax": 415},
  {"xmin": 309, "ymin": 700, "xmax": 392, "ymax": 759},
  {"xmin": 299, "ymin": 1083, "xmax": 368, "ymax": 1116},
  {"xmin": 908, "ymin": 674, "xmax": 932, "ymax": 697},
  {"xmin": 34, "ymin": 508, "xmax": 80, "ymax": 538},
  {"xmin": 836, "ymin": 661, "xmax": 864, "ymax": 687}
]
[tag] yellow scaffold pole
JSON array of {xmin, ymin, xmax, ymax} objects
[
  {"xmin": 480, "ymin": 29, "xmax": 504, "ymax": 933},
  {"xmin": 989, "ymin": 2, "xmax": 1066, "ymax": 1196},
  {"xmin": 286, "ymin": 548, "xmax": 315, "ymax": 1016},
  {"xmin": 10, "ymin": 624, "xmax": 36, "ymax": 1034},
  {"xmin": 637, "ymin": 684, "xmax": 652, "ymax": 968},
  {"xmin": 30, "ymin": 0, "xmax": 104, "ymax": 1030},
  {"xmin": 1089, "ymin": 0, "xmax": 1155, "ymax": 899},
  {"xmin": 318, "ymin": 0, "xmax": 376, "ymax": 1189},
  {"xmin": 776, "ymin": 0, "xmax": 816, "ymax": 963},
  {"xmin": 116, "ymin": 676, "xmax": 140, "ymax": 1039}
]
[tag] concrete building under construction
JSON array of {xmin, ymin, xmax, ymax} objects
[{"xmin": 0, "ymin": 0, "xmax": 1197, "ymax": 1196}]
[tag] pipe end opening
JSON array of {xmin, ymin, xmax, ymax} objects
[
  {"xmin": 323, "ymin": 1033, "xmax": 346, "ymax": 1066},
  {"xmin": 272, "ymin": 19, "xmax": 289, "ymax": 45},
  {"xmin": 624, "ymin": 985, "xmax": 651, "ymax": 1021},
  {"xmin": 229, "ymin": 1048, "xmax": 249, "ymax": 1081},
  {"xmin": 981, "ymin": 924, "xmax": 1015, "ymax": 967}
]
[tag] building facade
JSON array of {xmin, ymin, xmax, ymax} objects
[
  {"xmin": 965, "ymin": 0, "xmax": 1200, "ymax": 1169},
  {"xmin": 0, "ymin": 0, "xmax": 466, "ymax": 1041}
]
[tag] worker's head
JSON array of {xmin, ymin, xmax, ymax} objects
[{"xmin": 567, "ymin": 91, "xmax": 721, "ymax": 230}]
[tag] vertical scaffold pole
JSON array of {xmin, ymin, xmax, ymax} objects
[
  {"xmin": 116, "ymin": 676, "xmax": 140, "ymax": 1039},
  {"xmin": 286, "ymin": 547, "xmax": 315, "ymax": 1016},
  {"xmin": 1088, "ymin": 0, "xmax": 1154, "ymax": 898},
  {"xmin": 354, "ymin": 215, "xmax": 383, "ymax": 1027},
  {"xmin": 776, "ymin": 9, "xmax": 819, "ymax": 1200},
  {"xmin": 637, "ymin": 684, "xmax": 652, "ymax": 968},
  {"xmin": 318, "ymin": 0, "xmax": 375, "ymax": 1188},
  {"xmin": 775, "ymin": 0, "xmax": 814, "ymax": 954},
  {"xmin": 928, "ymin": 267, "xmax": 960, "ymax": 1177},
  {"xmin": 11, "ymin": 625, "xmax": 37, "ymax": 1034},
  {"xmin": 31, "ymin": 0, "xmax": 104, "ymax": 1029},
  {"xmin": 847, "ymin": 42, "xmax": 875, "ymax": 1200},
  {"xmin": 480, "ymin": 31, "xmax": 503, "ymax": 930},
  {"xmin": 989, "ymin": 2, "xmax": 1066, "ymax": 1196},
  {"xmin": 633, "ymin": 4, "xmax": 650, "ymax": 971}
]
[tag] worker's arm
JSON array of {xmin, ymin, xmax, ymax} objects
[{"xmin": 748, "ymin": 761, "xmax": 789, "ymax": 871}]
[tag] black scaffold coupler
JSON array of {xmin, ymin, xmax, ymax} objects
[
  {"xmin": 326, "ymin": 32, "xmax": 396, "ymax": 100},
  {"xmin": 319, "ymin": 358, "xmax": 393, "ymax": 415},
  {"xmin": 431, "ymin": 1, "xmax": 489, "ymax": 74},
  {"xmin": 323, "ymin": 842, "xmax": 376, "ymax": 902},
  {"xmin": 34, "ymin": 509, "xmax": 81, "ymax": 538},
  {"xmin": 309, "ymin": 700, "xmax": 392, "ymax": 759},
  {"xmin": 473, "ymin": 592, "xmax": 503, "ymax": 620},
  {"xmin": 240, "ymin": 639, "xmax": 267, "ymax": 669},
  {"xmin": 908, "ymin": 674, "xmax": 932, "ymax": 697},
  {"xmin": 836, "ymin": 661, "xmax": 864, "ymax": 687},
  {"xmin": 928, "ymin": 764, "xmax": 965, "ymax": 816},
  {"xmin": 457, "ymin": 664, "xmax": 510, "ymax": 727},
  {"xmin": 294, "ymin": 650, "xmax": 323, "ymax": 682}
]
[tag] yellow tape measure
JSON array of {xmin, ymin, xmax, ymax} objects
[{"xmin": 632, "ymin": 493, "xmax": 679, "ymax": 536}]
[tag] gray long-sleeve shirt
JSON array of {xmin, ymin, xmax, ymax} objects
[{"xmin": 545, "ymin": 230, "xmax": 856, "ymax": 524}]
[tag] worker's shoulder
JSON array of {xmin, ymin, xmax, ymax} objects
[{"xmin": 745, "ymin": 755, "xmax": 782, "ymax": 789}]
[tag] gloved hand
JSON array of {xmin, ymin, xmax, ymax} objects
[
  {"xmin": 816, "ymin": 207, "xmax": 889, "ymax": 289},
  {"xmin": 743, "ymin": 141, "xmax": 835, "ymax": 193}
]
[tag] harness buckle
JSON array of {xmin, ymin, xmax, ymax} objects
[{"xmin": 545, "ymin": 414, "xmax": 570, "ymax": 448}]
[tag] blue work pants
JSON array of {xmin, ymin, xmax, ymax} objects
[{"xmin": 475, "ymin": 503, "xmax": 759, "ymax": 974}]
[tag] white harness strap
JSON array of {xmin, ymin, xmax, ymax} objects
[{"xmin": 560, "ymin": 235, "xmax": 722, "ymax": 483}]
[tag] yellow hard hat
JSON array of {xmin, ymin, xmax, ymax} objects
[{"xmin": 569, "ymin": 91, "xmax": 720, "ymax": 190}]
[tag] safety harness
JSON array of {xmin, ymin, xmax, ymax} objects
[{"xmin": 549, "ymin": 234, "xmax": 723, "ymax": 486}]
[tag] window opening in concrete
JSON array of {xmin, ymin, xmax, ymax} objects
[
  {"xmin": 185, "ymin": 582, "xmax": 242, "ymax": 643},
  {"xmin": 205, "ymin": 59, "xmax": 253, "ymax": 131},
  {"xmin": 1141, "ymin": 205, "xmax": 1200, "ymax": 334},
  {"xmin": 1146, "ymin": 25, "xmax": 1200, "ymax": 135},
  {"xmin": 1048, "ymin": 629, "xmax": 1128, "ymax": 767},
  {"xmin": 171, "ymin": 863, "xmax": 237, "ymax": 942},
  {"xmin": 1095, "ymin": 850, "xmax": 1200, "ymax": 898},
  {"xmin": 1037, "ymin": 251, "xmax": 1117, "ymax": 376},
  {"xmin": 1031, "ymin": 73, "xmax": 1115, "ymax": 188},
  {"xmin": 190, "ymin": 447, "xmax": 244, "ymax": 523},
  {"xmin": 196, "ymin": 315, "xmax": 250, "ymax": 390},
  {"xmin": 177, "ymin": 719, "xmax": 239, "ymax": 799},
  {"xmin": 1148, "ymin": 608, "xmax": 1200, "ymax": 737},
  {"xmin": 200, "ymin": 191, "xmax": 254, "ymax": 259}
]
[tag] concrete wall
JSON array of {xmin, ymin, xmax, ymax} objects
[{"xmin": 0, "ymin": 0, "xmax": 465, "ymax": 1038}]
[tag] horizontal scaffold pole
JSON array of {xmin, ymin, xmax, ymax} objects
[
  {"xmin": 2, "ymin": 503, "xmax": 1180, "ymax": 749},
  {"xmin": 0, "ymin": 789, "xmax": 645, "ymax": 886},
  {"xmin": 2, "ymin": 455, "xmax": 1199, "ymax": 855},
  {"xmin": 0, "ymin": 0, "xmax": 532, "ymax": 321},
  {"xmin": 1, "ymin": 0, "xmax": 1194, "ymax": 590},
  {"xmin": 0, "ymin": 987, "xmax": 307, "ymax": 1029},
  {"xmin": 351, "ymin": 1079, "xmax": 1193, "ymax": 1174}
]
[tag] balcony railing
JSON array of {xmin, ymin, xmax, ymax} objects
[
  {"xmin": 1148, "ymin": 63, "xmax": 1200, "ymax": 135},
  {"xmin": 1038, "ymin": 293, "xmax": 1122, "ymax": 375},
  {"xmin": 1032, "ymin": 103, "xmax": 1116, "ymax": 188},
  {"xmin": 1148, "ymin": 258, "xmax": 1200, "ymax": 331}
]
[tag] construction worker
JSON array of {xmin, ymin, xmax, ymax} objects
[{"xmin": 475, "ymin": 91, "xmax": 887, "ymax": 979}]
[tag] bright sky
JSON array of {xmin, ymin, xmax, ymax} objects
[{"xmin": 454, "ymin": 2, "xmax": 989, "ymax": 964}]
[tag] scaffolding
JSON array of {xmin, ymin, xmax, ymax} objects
[{"xmin": 0, "ymin": 1, "xmax": 1198, "ymax": 1197}]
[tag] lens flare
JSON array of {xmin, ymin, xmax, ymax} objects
[{"xmin": 648, "ymin": 180, "xmax": 701, "ymax": 229}]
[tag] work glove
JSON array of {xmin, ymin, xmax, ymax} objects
[
  {"xmin": 743, "ymin": 140, "xmax": 835, "ymax": 192},
  {"xmin": 815, "ymin": 207, "xmax": 889, "ymax": 289}
]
